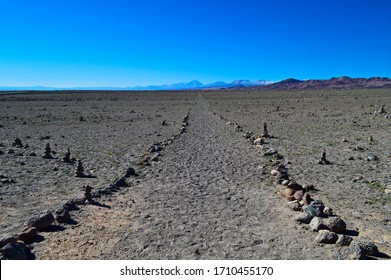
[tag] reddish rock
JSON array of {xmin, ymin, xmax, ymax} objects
[
  {"xmin": 283, "ymin": 188, "xmax": 296, "ymax": 199},
  {"xmin": 287, "ymin": 200, "xmax": 302, "ymax": 211},
  {"xmin": 300, "ymin": 193, "xmax": 312, "ymax": 205},
  {"xmin": 293, "ymin": 190, "xmax": 304, "ymax": 201}
]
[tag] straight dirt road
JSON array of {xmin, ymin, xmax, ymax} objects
[{"xmin": 33, "ymin": 95, "xmax": 333, "ymax": 259}]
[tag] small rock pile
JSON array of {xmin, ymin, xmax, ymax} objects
[
  {"xmin": 62, "ymin": 148, "xmax": 75, "ymax": 163},
  {"xmin": 317, "ymin": 150, "xmax": 331, "ymax": 165},
  {"xmin": 42, "ymin": 143, "xmax": 54, "ymax": 159},
  {"xmin": 0, "ymin": 174, "xmax": 15, "ymax": 184},
  {"xmin": 141, "ymin": 112, "xmax": 191, "ymax": 166},
  {"xmin": 75, "ymin": 160, "xmax": 86, "ymax": 177},
  {"xmin": 0, "ymin": 210, "xmax": 55, "ymax": 260},
  {"xmin": 12, "ymin": 138, "xmax": 23, "ymax": 148},
  {"xmin": 224, "ymin": 117, "xmax": 381, "ymax": 260}
]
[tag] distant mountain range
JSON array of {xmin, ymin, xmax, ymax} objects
[
  {"xmin": 0, "ymin": 79, "xmax": 273, "ymax": 91},
  {"xmin": 261, "ymin": 76, "xmax": 391, "ymax": 90},
  {"xmin": 1, "ymin": 77, "xmax": 390, "ymax": 91}
]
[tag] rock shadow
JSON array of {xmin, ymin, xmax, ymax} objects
[{"xmin": 88, "ymin": 200, "xmax": 111, "ymax": 209}]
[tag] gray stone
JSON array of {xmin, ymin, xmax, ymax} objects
[
  {"xmin": 125, "ymin": 167, "xmax": 136, "ymax": 177},
  {"xmin": 303, "ymin": 205, "xmax": 321, "ymax": 217},
  {"xmin": 55, "ymin": 208, "xmax": 71, "ymax": 223},
  {"xmin": 367, "ymin": 155, "xmax": 378, "ymax": 161},
  {"xmin": 27, "ymin": 210, "xmax": 55, "ymax": 230},
  {"xmin": 287, "ymin": 200, "xmax": 301, "ymax": 211},
  {"xmin": 281, "ymin": 180, "xmax": 290, "ymax": 186},
  {"xmin": 264, "ymin": 148, "xmax": 277, "ymax": 156},
  {"xmin": 324, "ymin": 216, "xmax": 347, "ymax": 233},
  {"xmin": 352, "ymin": 240, "xmax": 379, "ymax": 256},
  {"xmin": 309, "ymin": 217, "xmax": 327, "ymax": 232},
  {"xmin": 333, "ymin": 244, "xmax": 365, "ymax": 260},
  {"xmin": 1, "ymin": 242, "xmax": 27, "ymax": 260},
  {"xmin": 336, "ymin": 235, "xmax": 353, "ymax": 246},
  {"xmin": 314, "ymin": 230, "xmax": 338, "ymax": 244},
  {"xmin": 294, "ymin": 212, "xmax": 313, "ymax": 224},
  {"xmin": 114, "ymin": 177, "xmax": 127, "ymax": 187},
  {"xmin": 310, "ymin": 200, "xmax": 325, "ymax": 214}
]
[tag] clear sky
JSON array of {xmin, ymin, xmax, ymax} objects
[{"xmin": 0, "ymin": 0, "xmax": 390, "ymax": 87}]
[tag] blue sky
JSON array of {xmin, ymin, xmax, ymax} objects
[{"xmin": 0, "ymin": 0, "xmax": 390, "ymax": 87}]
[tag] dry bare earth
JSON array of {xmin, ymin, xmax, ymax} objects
[
  {"xmin": 1, "ymin": 89, "xmax": 390, "ymax": 259},
  {"xmin": 0, "ymin": 91, "xmax": 193, "ymax": 235}
]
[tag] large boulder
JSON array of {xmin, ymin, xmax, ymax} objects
[
  {"xmin": 287, "ymin": 182, "xmax": 303, "ymax": 191},
  {"xmin": 18, "ymin": 227, "xmax": 38, "ymax": 242},
  {"xmin": 0, "ymin": 235, "xmax": 18, "ymax": 249},
  {"xmin": 351, "ymin": 240, "xmax": 379, "ymax": 256},
  {"xmin": 300, "ymin": 193, "xmax": 312, "ymax": 206},
  {"xmin": 55, "ymin": 208, "xmax": 71, "ymax": 223},
  {"xmin": 324, "ymin": 216, "xmax": 346, "ymax": 233},
  {"xmin": 287, "ymin": 200, "xmax": 302, "ymax": 211},
  {"xmin": 293, "ymin": 190, "xmax": 304, "ymax": 201},
  {"xmin": 309, "ymin": 200, "xmax": 325, "ymax": 214},
  {"xmin": 336, "ymin": 235, "xmax": 353, "ymax": 246},
  {"xmin": 303, "ymin": 205, "xmax": 321, "ymax": 217},
  {"xmin": 309, "ymin": 217, "xmax": 327, "ymax": 232},
  {"xmin": 294, "ymin": 212, "xmax": 313, "ymax": 224},
  {"xmin": 1, "ymin": 242, "xmax": 27, "ymax": 260},
  {"xmin": 283, "ymin": 188, "xmax": 296, "ymax": 199},
  {"xmin": 27, "ymin": 210, "xmax": 55, "ymax": 230},
  {"xmin": 314, "ymin": 230, "xmax": 338, "ymax": 244},
  {"xmin": 333, "ymin": 244, "xmax": 365, "ymax": 260},
  {"xmin": 125, "ymin": 167, "xmax": 137, "ymax": 177}
]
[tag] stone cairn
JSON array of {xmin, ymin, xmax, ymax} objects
[
  {"xmin": 62, "ymin": 148, "xmax": 72, "ymax": 163},
  {"xmin": 318, "ymin": 150, "xmax": 331, "ymax": 165},
  {"xmin": 75, "ymin": 160, "xmax": 85, "ymax": 177},
  {"xmin": 42, "ymin": 143, "xmax": 53, "ymax": 159},
  {"xmin": 142, "ymin": 112, "xmax": 190, "ymax": 166},
  {"xmin": 84, "ymin": 185, "xmax": 93, "ymax": 202},
  {"xmin": 262, "ymin": 122, "xmax": 270, "ymax": 138},
  {"xmin": 12, "ymin": 138, "xmax": 23, "ymax": 148},
  {"xmin": 379, "ymin": 104, "xmax": 385, "ymax": 114},
  {"xmin": 225, "ymin": 116, "xmax": 379, "ymax": 259}
]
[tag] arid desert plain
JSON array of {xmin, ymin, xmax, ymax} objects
[{"xmin": 0, "ymin": 88, "xmax": 390, "ymax": 259}]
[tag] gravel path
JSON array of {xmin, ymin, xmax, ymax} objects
[{"xmin": 34, "ymin": 95, "xmax": 332, "ymax": 259}]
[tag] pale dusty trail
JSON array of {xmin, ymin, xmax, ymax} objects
[{"xmin": 34, "ymin": 95, "xmax": 332, "ymax": 259}]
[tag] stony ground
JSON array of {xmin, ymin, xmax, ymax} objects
[{"xmin": 0, "ymin": 89, "xmax": 390, "ymax": 259}]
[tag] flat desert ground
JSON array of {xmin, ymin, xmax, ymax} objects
[{"xmin": 0, "ymin": 88, "xmax": 390, "ymax": 259}]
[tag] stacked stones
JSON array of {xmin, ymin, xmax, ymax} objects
[
  {"xmin": 84, "ymin": 185, "xmax": 93, "ymax": 202},
  {"xmin": 180, "ymin": 114, "xmax": 189, "ymax": 134},
  {"xmin": 224, "ymin": 117, "xmax": 380, "ymax": 259},
  {"xmin": 0, "ymin": 210, "xmax": 55, "ymax": 259},
  {"xmin": 62, "ymin": 148, "xmax": 72, "ymax": 163},
  {"xmin": 42, "ymin": 143, "xmax": 53, "ymax": 159},
  {"xmin": 317, "ymin": 150, "xmax": 331, "ymax": 165},
  {"xmin": 142, "ymin": 112, "xmax": 191, "ymax": 166},
  {"xmin": 12, "ymin": 138, "xmax": 23, "ymax": 148},
  {"xmin": 75, "ymin": 160, "xmax": 85, "ymax": 177}
]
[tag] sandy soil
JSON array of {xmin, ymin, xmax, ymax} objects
[{"xmin": 0, "ymin": 89, "xmax": 390, "ymax": 259}]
